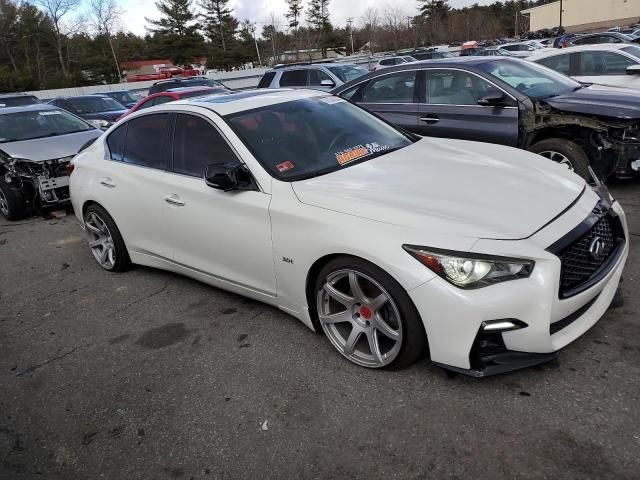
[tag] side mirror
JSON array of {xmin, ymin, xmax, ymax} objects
[
  {"xmin": 320, "ymin": 79, "xmax": 336, "ymax": 87},
  {"xmin": 477, "ymin": 92, "xmax": 507, "ymax": 107},
  {"xmin": 204, "ymin": 163, "xmax": 254, "ymax": 191},
  {"xmin": 626, "ymin": 65, "xmax": 640, "ymax": 75}
]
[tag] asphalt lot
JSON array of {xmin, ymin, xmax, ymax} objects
[{"xmin": 1, "ymin": 183, "xmax": 639, "ymax": 480}]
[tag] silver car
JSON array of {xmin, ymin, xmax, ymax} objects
[
  {"xmin": 0, "ymin": 104, "xmax": 102, "ymax": 220},
  {"xmin": 257, "ymin": 63, "xmax": 369, "ymax": 91}
]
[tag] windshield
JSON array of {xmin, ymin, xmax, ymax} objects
[
  {"xmin": 622, "ymin": 45, "xmax": 640, "ymax": 59},
  {"xmin": 226, "ymin": 97, "xmax": 413, "ymax": 181},
  {"xmin": 439, "ymin": 52, "xmax": 454, "ymax": 58},
  {"xmin": 328, "ymin": 65, "xmax": 368, "ymax": 83},
  {"xmin": 477, "ymin": 59, "xmax": 581, "ymax": 100},
  {"xmin": 0, "ymin": 96, "xmax": 40, "ymax": 108},
  {"xmin": 107, "ymin": 91, "xmax": 143, "ymax": 104},
  {"xmin": 0, "ymin": 109, "xmax": 94, "ymax": 143},
  {"xmin": 68, "ymin": 96, "xmax": 124, "ymax": 113}
]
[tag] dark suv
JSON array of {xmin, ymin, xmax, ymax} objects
[{"xmin": 332, "ymin": 57, "xmax": 640, "ymax": 180}]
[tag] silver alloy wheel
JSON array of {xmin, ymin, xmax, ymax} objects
[
  {"xmin": 317, "ymin": 269, "xmax": 403, "ymax": 368},
  {"xmin": 539, "ymin": 150, "xmax": 574, "ymax": 171},
  {"xmin": 85, "ymin": 211, "xmax": 116, "ymax": 269},
  {"xmin": 0, "ymin": 188, "xmax": 8, "ymax": 216}
]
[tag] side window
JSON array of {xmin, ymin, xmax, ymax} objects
[
  {"xmin": 309, "ymin": 69, "xmax": 332, "ymax": 86},
  {"xmin": 106, "ymin": 123, "xmax": 127, "ymax": 161},
  {"xmin": 361, "ymin": 71, "xmax": 417, "ymax": 103},
  {"xmin": 173, "ymin": 114, "xmax": 239, "ymax": 178},
  {"xmin": 257, "ymin": 71, "xmax": 276, "ymax": 88},
  {"xmin": 537, "ymin": 54, "xmax": 571, "ymax": 76},
  {"xmin": 339, "ymin": 84, "xmax": 361, "ymax": 101},
  {"xmin": 380, "ymin": 59, "xmax": 393, "ymax": 66},
  {"xmin": 577, "ymin": 51, "xmax": 635, "ymax": 75},
  {"xmin": 136, "ymin": 98, "xmax": 155, "ymax": 111},
  {"xmin": 427, "ymin": 70, "xmax": 502, "ymax": 106},
  {"xmin": 122, "ymin": 113, "xmax": 170, "ymax": 169},
  {"xmin": 280, "ymin": 70, "xmax": 308, "ymax": 87},
  {"xmin": 152, "ymin": 96, "xmax": 173, "ymax": 106}
]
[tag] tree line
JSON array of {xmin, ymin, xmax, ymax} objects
[{"xmin": 0, "ymin": 0, "xmax": 557, "ymax": 92}]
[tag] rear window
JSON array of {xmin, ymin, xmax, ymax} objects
[
  {"xmin": 0, "ymin": 95, "xmax": 40, "ymax": 107},
  {"xmin": 257, "ymin": 72, "xmax": 276, "ymax": 88}
]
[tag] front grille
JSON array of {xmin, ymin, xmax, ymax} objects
[{"xmin": 556, "ymin": 213, "xmax": 623, "ymax": 298}]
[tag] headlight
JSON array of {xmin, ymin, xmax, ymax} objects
[
  {"xmin": 403, "ymin": 245, "xmax": 534, "ymax": 289},
  {"xmin": 87, "ymin": 119, "xmax": 110, "ymax": 129}
]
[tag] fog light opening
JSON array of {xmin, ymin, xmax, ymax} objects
[{"xmin": 481, "ymin": 319, "xmax": 528, "ymax": 333}]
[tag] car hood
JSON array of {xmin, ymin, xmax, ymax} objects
[
  {"xmin": 0, "ymin": 129, "xmax": 102, "ymax": 162},
  {"xmin": 544, "ymin": 84, "xmax": 640, "ymax": 120},
  {"xmin": 291, "ymin": 138, "xmax": 585, "ymax": 240},
  {"xmin": 81, "ymin": 110, "xmax": 128, "ymax": 122}
]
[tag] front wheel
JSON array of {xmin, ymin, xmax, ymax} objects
[
  {"xmin": 0, "ymin": 179, "xmax": 27, "ymax": 221},
  {"xmin": 314, "ymin": 257, "xmax": 427, "ymax": 370},
  {"xmin": 528, "ymin": 138, "xmax": 590, "ymax": 180}
]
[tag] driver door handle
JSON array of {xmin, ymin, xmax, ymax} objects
[
  {"xmin": 164, "ymin": 194, "xmax": 185, "ymax": 207},
  {"xmin": 99, "ymin": 178, "xmax": 116, "ymax": 188},
  {"xmin": 420, "ymin": 115, "xmax": 440, "ymax": 125}
]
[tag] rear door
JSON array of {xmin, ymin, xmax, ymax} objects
[
  {"xmin": 417, "ymin": 68, "xmax": 519, "ymax": 146},
  {"xmin": 347, "ymin": 69, "xmax": 420, "ymax": 132},
  {"xmin": 278, "ymin": 69, "xmax": 308, "ymax": 89}
]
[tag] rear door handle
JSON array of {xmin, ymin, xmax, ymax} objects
[
  {"xmin": 163, "ymin": 194, "xmax": 185, "ymax": 207},
  {"xmin": 420, "ymin": 115, "xmax": 440, "ymax": 125},
  {"xmin": 99, "ymin": 178, "xmax": 116, "ymax": 188}
]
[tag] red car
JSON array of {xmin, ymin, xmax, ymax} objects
[{"xmin": 118, "ymin": 87, "xmax": 228, "ymax": 120}]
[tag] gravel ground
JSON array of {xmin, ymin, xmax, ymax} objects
[{"xmin": 1, "ymin": 182, "xmax": 639, "ymax": 480}]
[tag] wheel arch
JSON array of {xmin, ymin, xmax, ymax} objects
[{"xmin": 526, "ymin": 125, "xmax": 595, "ymax": 149}]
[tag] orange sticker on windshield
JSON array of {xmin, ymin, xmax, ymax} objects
[
  {"xmin": 276, "ymin": 161, "xmax": 295, "ymax": 172},
  {"xmin": 336, "ymin": 145, "xmax": 369, "ymax": 165}
]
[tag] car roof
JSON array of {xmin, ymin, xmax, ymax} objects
[
  {"xmin": 0, "ymin": 103, "xmax": 60, "ymax": 115},
  {"xmin": 53, "ymin": 94, "xmax": 111, "ymax": 100},
  {"xmin": 172, "ymin": 88, "xmax": 326, "ymax": 116},
  {"xmin": 528, "ymin": 43, "xmax": 631, "ymax": 60},
  {"xmin": 166, "ymin": 86, "xmax": 222, "ymax": 94}
]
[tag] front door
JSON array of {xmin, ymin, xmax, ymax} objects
[
  {"xmin": 417, "ymin": 69, "xmax": 519, "ymax": 147},
  {"xmin": 163, "ymin": 113, "xmax": 276, "ymax": 296}
]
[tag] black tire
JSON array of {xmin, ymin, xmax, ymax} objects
[
  {"xmin": 84, "ymin": 203, "xmax": 131, "ymax": 272},
  {"xmin": 313, "ymin": 256, "xmax": 427, "ymax": 370},
  {"xmin": 528, "ymin": 138, "xmax": 590, "ymax": 180},
  {"xmin": 0, "ymin": 179, "xmax": 27, "ymax": 221}
]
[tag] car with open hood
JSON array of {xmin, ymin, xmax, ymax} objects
[
  {"xmin": 0, "ymin": 104, "xmax": 102, "ymax": 220},
  {"xmin": 69, "ymin": 89, "xmax": 627, "ymax": 377},
  {"xmin": 331, "ymin": 57, "xmax": 640, "ymax": 180}
]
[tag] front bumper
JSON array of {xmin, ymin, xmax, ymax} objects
[{"xmin": 408, "ymin": 197, "xmax": 628, "ymax": 377}]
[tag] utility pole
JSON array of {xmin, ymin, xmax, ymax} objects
[
  {"xmin": 515, "ymin": 10, "xmax": 518, "ymax": 37},
  {"xmin": 250, "ymin": 23, "xmax": 262, "ymax": 66},
  {"xmin": 559, "ymin": 0, "xmax": 563, "ymax": 30},
  {"xmin": 346, "ymin": 18, "xmax": 354, "ymax": 55}
]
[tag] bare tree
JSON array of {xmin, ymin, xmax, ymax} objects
[
  {"xmin": 34, "ymin": 0, "xmax": 80, "ymax": 78},
  {"xmin": 88, "ymin": 0, "xmax": 123, "ymax": 82},
  {"xmin": 383, "ymin": 5, "xmax": 406, "ymax": 53},
  {"xmin": 360, "ymin": 7, "xmax": 378, "ymax": 54},
  {"xmin": 265, "ymin": 12, "xmax": 283, "ymax": 62}
]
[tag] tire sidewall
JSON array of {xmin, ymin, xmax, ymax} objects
[
  {"xmin": 529, "ymin": 139, "xmax": 590, "ymax": 180},
  {"xmin": 84, "ymin": 204, "xmax": 131, "ymax": 272},
  {"xmin": 0, "ymin": 179, "xmax": 27, "ymax": 221}
]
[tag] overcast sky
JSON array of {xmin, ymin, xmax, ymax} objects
[{"xmin": 122, "ymin": 0, "xmax": 497, "ymax": 36}]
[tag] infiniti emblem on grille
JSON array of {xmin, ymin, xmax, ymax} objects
[{"xmin": 589, "ymin": 237, "xmax": 606, "ymax": 261}]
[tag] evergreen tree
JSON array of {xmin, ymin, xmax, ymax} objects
[
  {"xmin": 306, "ymin": 0, "xmax": 332, "ymax": 57},
  {"xmin": 199, "ymin": 0, "xmax": 237, "ymax": 51},
  {"xmin": 286, "ymin": 0, "xmax": 303, "ymax": 58},
  {"xmin": 146, "ymin": 0, "xmax": 204, "ymax": 65}
]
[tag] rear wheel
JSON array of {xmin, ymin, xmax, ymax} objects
[
  {"xmin": 0, "ymin": 179, "xmax": 27, "ymax": 221},
  {"xmin": 528, "ymin": 138, "xmax": 590, "ymax": 180},
  {"xmin": 314, "ymin": 257, "xmax": 427, "ymax": 370},
  {"xmin": 84, "ymin": 204, "xmax": 131, "ymax": 272}
]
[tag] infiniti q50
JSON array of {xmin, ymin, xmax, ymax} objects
[{"xmin": 69, "ymin": 90, "xmax": 628, "ymax": 376}]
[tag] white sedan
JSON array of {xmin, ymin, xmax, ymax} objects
[
  {"xmin": 70, "ymin": 89, "xmax": 628, "ymax": 376},
  {"xmin": 529, "ymin": 44, "xmax": 640, "ymax": 90}
]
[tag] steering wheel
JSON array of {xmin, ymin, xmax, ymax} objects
[{"xmin": 328, "ymin": 132, "xmax": 356, "ymax": 153}]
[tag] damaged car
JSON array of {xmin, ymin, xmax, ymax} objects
[
  {"xmin": 332, "ymin": 57, "xmax": 640, "ymax": 180},
  {"xmin": 0, "ymin": 104, "xmax": 102, "ymax": 220}
]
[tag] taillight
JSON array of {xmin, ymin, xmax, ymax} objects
[{"xmin": 66, "ymin": 161, "xmax": 75, "ymax": 175}]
